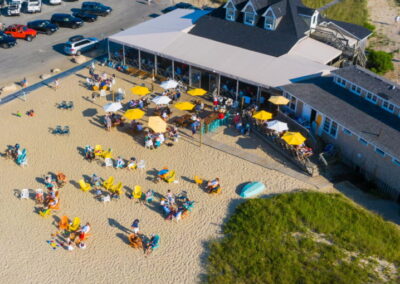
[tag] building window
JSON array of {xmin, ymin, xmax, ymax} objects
[
  {"xmin": 289, "ymin": 97, "xmax": 296, "ymax": 111},
  {"xmin": 393, "ymin": 158, "xmax": 400, "ymax": 167},
  {"xmin": 323, "ymin": 117, "xmax": 331, "ymax": 133},
  {"xmin": 329, "ymin": 121, "xmax": 338, "ymax": 137},
  {"xmin": 375, "ymin": 148, "xmax": 385, "ymax": 157},
  {"xmin": 244, "ymin": 12, "xmax": 256, "ymax": 26},
  {"xmin": 350, "ymin": 84, "xmax": 361, "ymax": 95},
  {"xmin": 365, "ymin": 92, "xmax": 377, "ymax": 104},
  {"xmin": 359, "ymin": 138, "xmax": 368, "ymax": 146},
  {"xmin": 382, "ymin": 101, "xmax": 395, "ymax": 113},
  {"xmin": 322, "ymin": 117, "xmax": 338, "ymax": 138},
  {"xmin": 343, "ymin": 128, "xmax": 352, "ymax": 135},
  {"xmin": 335, "ymin": 77, "xmax": 346, "ymax": 87},
  {"xmin": 264, "ymin": 10, "xmax": 275, "ymax": 30},
  {"xmin": 226, "ymin": 8, "xmax": 236, "ymax": 21}
]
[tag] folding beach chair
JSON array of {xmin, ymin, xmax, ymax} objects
[{"xmin": 20, "ymin": 188, "xmax": 29, "ymax": 200}]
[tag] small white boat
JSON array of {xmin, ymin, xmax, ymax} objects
[{"xmin": 240, "ymin": 182, "xmax": 266, "ymax": 198}]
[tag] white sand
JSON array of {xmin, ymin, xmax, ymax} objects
[{"xmin": 0, "ymin": 66, "xmax": 314, "ymax": 283}]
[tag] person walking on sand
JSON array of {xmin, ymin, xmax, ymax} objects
[
  {"xmin": 131, "ymin": 219, "xmax": 140, "ymax": 234},
  {"xmin": 21, "ymin": 77, "xmax": 27, "ymax": 88},
  {"xmin": 54, "ymin": 79, "xmax": 60, "ymax": 91}
]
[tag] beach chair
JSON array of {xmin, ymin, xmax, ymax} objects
[
  {"xmin": 194, "ymin": 176, "xmax": 203, "ymax": 186},
  {"xmin": 151, "ymin": 235, "xmax": 160, "ymax": 250},
  {"xmin": 61, "ymin": 126, "xmax": 70, "ymax": 135},
  {"xmin": 133, "ymin": 185, "xmax": 142, "ymax": 201},
  {"xmin": 49, "ymin": 199, "xmax": 60, "ymax": 210},
  {"xmin": 102, "ymin": 149, "xmax": 112, "ymax": 159},
  {"xmin": 101, "ymin": 194, "xmax": 111, "ymax": 203},
  {"xmin": 39, "ymin": 208, "xmax": 52, "ymax": 217},
  {"xmin": 66, "ymin": 101, "xmax": 74, "ymax": 110},
  {"xmin": 92, "ymin": 85, "xmax": 99, "ymax": 91},
  {"xmin": 20, "ymin": 188, "xmax": 30, "ymax": 200},
  {"xmin": 53, "ymin": 126, "xmax": 63, "ymax": 135},
  {"xmin": 79, "ymin": 179, "xmax": 91, "ymax": 192},
  {"xmin": 94, "ymin": 145, "xmax": 103, "ymax": 157},
  {"xmin": 19, "ymin": 155, "xmax": 28, "ymax": 167},
  {"xmin": 104, "ymin": 158, "xmax": 113, "ymax": 167},
  {"xmin": 16, "ymin": 149, "xmax": 27, "ymax": 165},
  {"xmin": 103, "ymin": 176, "xmax": 114, "ymax": 190},
  {"xmin": 111, "ymin": 182, "xmax": 123, "ymax": 195},
  {"xmin": 35, "ymin": 188, "xmax": 44, "ymax": 204},
  {"xmin": 58, "ymin": 216, "xmax": 69, "ymax": 230},
  {"xmin": 137, "ymin": 160, "xmax": 146, "ymax": 169},
  {"xmin": 68, "ymin": 217, "xmax": 81, "ymax": 232},
  {"xmin": 58, "ymin": 101, "xmax": 67, "ymax": 109},
  {"xmin": 100, "ymin": 89, "xmax": 107, "ymax": 98},
  {"xmin": 164, "ymin": 170, "xmax": 176, "ymax": 184}
]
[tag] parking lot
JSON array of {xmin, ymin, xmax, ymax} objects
[{"xmin": 0, "ymin": 0, "xmax": 171, "ymax": 85}]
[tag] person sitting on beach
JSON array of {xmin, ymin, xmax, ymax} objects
[
  {"xmin": 145, "ymin": 136, "xmax": 154, "ymax": 150},
  {"xmin": 127, "ymin": 158, "xmax": 137, "ymax": 171},
  {"xmin": 115, "ymin": 156, "xmax": 125, "ymax": 169},
  {"xmin": 27, "ymin": 109, "xmax": 35, "ymax": 117},
  {"xmin": 207, "ymin": 178, "xmax": 220, "ymax": 194},
  {"xmin": 62, "ymin": 238, "xmax": 74, "ymax": 251},
  {"xmin": 136, "ymin": 122, "xmax": 143, "ymax": 132},
  {"xmin": 157, "ymin": 168, "xmax": 169, "ymax": 183},
  {"xmin": 166, "ymin": 190, "xmax": 175, "ymax": 205},
  {"xmin": 145, "ymin": 189, "xmax": 154, "ymax": 204},
  {"xmin": 129, "ymin": 233, "xmax": 143, "ymax": 249},
  {"xmin": 154, "ymin": 136, "xmax": 162, "ymax": 149},
  {"xmin": 48, "ymin": 197, "xmax": 59, "ymax": 209}
]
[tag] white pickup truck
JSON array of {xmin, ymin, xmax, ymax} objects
[
  {"xmin": 25, "ymin": 0, "xmax": 41, "ymax": 13},
  {"xmin": 7, "ymin": 1, "xmax": 21, "ymax": 16}
]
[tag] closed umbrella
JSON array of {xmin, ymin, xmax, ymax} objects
[
  {"xmin": 131, "ymin": 86, "xmax": 150, "ymax": 96},
  {"xmin": 252, "ymin": 110, "xmax": 273, "ymax": 120},
  {"xmin": 268, "ymin": 96, "xmax": 290, "ymax": 105},
  {"xmin": 152, "ymin": 96, "xmax": 171, "ymax": 105},
  {"xmin": 123, "ymin": 109, "xmax": 145, "ymax": 120},
  {"xmin": 282, "ymin": 132, "xmax": 306, "ymax": 146},
  {"xmin": 267, "ymin": 120, "xmax": 288, "ymax": 133},
  {"xmin": 148, "ymin": 116, "xmax": 167, "ymax": 133},
  {"xmin": 103, "ymin": 102, "xmax": 122, "ymax": 112},
  {"xmin": 160, "ymin": 80, "xmax": 178, "ymax": 90},
  {"xmin": 175, "ymin": 102, "xmax": 195, "ymax": 111},
  {"xmin": 187, "ymin": 88, "xmax": 207, "ymax": 96}
]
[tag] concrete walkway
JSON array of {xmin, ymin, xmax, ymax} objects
[{"xmin": 202, "ymin": 134, "xmax": 331, "ymax": 189}]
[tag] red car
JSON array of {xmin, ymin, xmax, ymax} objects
[{"xmin": 4, "ymin": 25, "xmax": 37, "ymax": 41}]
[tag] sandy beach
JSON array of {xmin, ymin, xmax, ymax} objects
[{"xmin": 0, "ymin": 65, "xmax": 318, "ymax": 283}]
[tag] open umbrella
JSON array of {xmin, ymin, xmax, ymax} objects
[
  {"xmin": 123, "ymin": 108, "xmax": 145, "ymax": 120},
  {"xmin": 252, "ymin": 110, "xmax": 273, "ymax": 120},
  {"xmin": 131, "ymin": 86, "xmax": 150, "ymax": 96},
  {"xmin": 267, "ymin": 120, "xmax": 288, "ymax": 133},
  {"xmin": 148, "ymin": 116, "xmax": 167, "ymax": 133},
  {"xmin": 160, "ymin": 80, "xmax": 178, "ymax": 90},
  {"xmin": 282, "ymin": 132, "xmax": 306, "ymax": 146},
  {"xmin": 187, "ymin": 88, "xmax": 207, "ymax": 96},
  {"xmin": 152, "ymin": 96, "xmax": 171, "ymax": 105},
  {"xmin": 103, "ymin": 102, "xmax": 122, "ymax": 112},
  {"xmin": 174, "ymin": 102, "xmax": 195, "ymax": 111},
  {"xmin": 268, "ymin": 96, "xmax": 289, "ymax": 105}
]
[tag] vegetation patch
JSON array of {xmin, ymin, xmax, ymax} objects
[
  {"xmin": 366, "ymin": 49, "xmax": 394, "ymax": 74},
  {"xmin": 206, "ymin": 192, "xmax": 400, "ymax": 283}
]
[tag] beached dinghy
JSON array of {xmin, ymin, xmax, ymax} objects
[{"xmin": 240, "ymin": 182, "xmax": 266, "ymax": 198}]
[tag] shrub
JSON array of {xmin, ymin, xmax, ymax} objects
[{"xmin": 366, "ymin": 49, "xmax": 394, "ymax": 74}]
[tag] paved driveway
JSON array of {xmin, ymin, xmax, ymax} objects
[{"xmin": 0, "ymin": 0, "xmax": 171, "ymax": 85}]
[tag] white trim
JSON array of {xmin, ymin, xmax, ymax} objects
[
  {"xmin": 350, "ymin": 83, "xmax": 362, "ymax": 95},
  {"xmin": 324, "ymin": 20, "xmax": 371, "ymax": 40},
  {"xmin": 223, "ymin": 0, "xmax": 236, "ymax": 9},
  {"xmin": 262, "ymin": 6, "xmax": 275, "ymax": 17},
  {"xmin": 226, "ymin": 8, "xmax": 236, "ymax": 21},
  {"xmin": 375, "ymin": 147, "xmax": 385, "ymax": 157},
  {"xmin": 381, "ymin": 100, "xmax": 395, "ymax": 113},
  {"xmin": 241, "ymin": 1, "xmax": 256, "ymax": 13},
  {"xmin": 244, "ymin": 12, "xmax": 256, "ymax": 26},
  {"xmin": 263, "ymin": 8, "xmax": 276, "ymax": 30},
  {"xmin": 343, "ymin": 128, "xmax": 352, "ymax": 135},
  {"xmin": 359, "ymin": 137, "xmax": 368, "ymax": 146}
]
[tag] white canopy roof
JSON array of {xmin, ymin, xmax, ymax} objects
[
  {"xmin": 288, "ymin": 37, "xmax": 342, "ymax": 64},
  {"xmin": 109, "ymin": 9, "xmax": 336, "ymax": 88}
]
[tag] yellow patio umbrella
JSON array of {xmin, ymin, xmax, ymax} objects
[
  {"xmin": 131, "ymin": 86, "xmax": 150, "ymax": 96},
  {"xmin": 175, "ymin": 102, "xmax": 195, "ymax": 111},
  {"xmin": 148, "ymin": 116, "xmax": 167, "ymax": 133},
  {"xmin": 252, "ymin": 110, "xmax": 273, "ymax": 120},
  {"xmin": 282, "ymin": 132, "xmax": 306, "ymax": 146},
  {"xmin": 187, "ymin": 88, "xmax": 207, "ymax": 96},
  {"xmin": 123, "ymin": 108, "xmax": 145, "ymax": 120},
  {"xmin": 268, "ymin": 96, "xmax": 290, "ymax": 105}
]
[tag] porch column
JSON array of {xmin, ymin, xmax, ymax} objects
[
  {"xmin": 256, "ymin": 86, "xmax": 260, "ymax": 105},
  {"xmin": 217, "ymin": 74, "xmax": 221, "ymax": 96},
  {"xmin": 172, "ymin": 60, "xmax": 175, "ymax": 80},
  {"xmin": 138, "ymin": 50, "xmax": 142, "ymax": 70},
  {"xmin": 122, "ymin": 45, "xmax": 126, "ymax": 65},
  {"xmin": 235, "ymin": 80, "xmax": 239, "ymax": 101},
  {"xmin": 189, "ymin": 65, "xmax": 192, "ymax": 86},
  {"xmin": 154, "ymin": 54, "xmax": 158, "ymax": 75},
  {"xmin": 107, "ymin": 39, "xmax": 110, "ymax": 61}
]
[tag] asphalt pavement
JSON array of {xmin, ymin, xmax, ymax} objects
[{"xmin": 0, "ymin": 0, "xmax": 172, "ymax": 85}]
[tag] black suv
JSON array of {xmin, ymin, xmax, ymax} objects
[
  {"xmin": 0, "ymin": 32, "xmax": 17, "ymax": 48},
  {"xmin": 51, "ymin": 14, "xmax": 84, "ymax": 29},
  {"xmin": 81, "ymin": 2, "xmax": 112, "ymax": 16},
  {"xmin": 27, "ymin": 20, "xmax": 59, "ymax": 35}
]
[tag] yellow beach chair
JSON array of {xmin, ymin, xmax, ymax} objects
[
  {"xmin": 94, "ymin": 145, "xmax": 103, "ymax": 158},
  {"xmin": 164, "ymin": 170, "xmax": 176, "ymax": 184},
  {"xmin": 111, "ymin": 182, "xmax": 123, "ymax": 195},
  {"xmin": 133, "ymin": 185, "xmax": 142, "ymax": 201},
  {"xmin": 103, "ymin": 176, "xmax": 114, "ymax": 190},
  {"xmin": 79, "ymin": 179, "xmax": 91, "ymax": 192},
  {"xmin": 68, "ymin": 217, "xmax": 81, "ymax": 232},
  {"xmin": 102, "ymin": 149, "xmax": 113, "ymax": 159},
  {"xmin": 194, "ymin": 176, "xmax": 203, "ymax": 186},
  {"xmin": 39, "ymin": 208, "xmax": 52, "ymax": 217}
]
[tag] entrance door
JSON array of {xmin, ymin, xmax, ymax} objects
[
  {"xmin": 208, "ymin": 74, "xmax": 217, "ymax": 94},
  {"xmin": 191, "ymin": 69, "xmax": 201, "ymax": 88},
  {"xmin": 302, "ymin": 104, "xmax": 312, "ymax": 121},
  {"xmin": 310, "ymin": 109, "xmax": 317, "ymax": 122}
]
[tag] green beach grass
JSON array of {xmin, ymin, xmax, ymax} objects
[{"xmin": 206, "ymin": 192, "xmax": 400, "ymax": 283}]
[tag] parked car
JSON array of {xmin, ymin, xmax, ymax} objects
[
  {"xmin": 73, "ymin": 10, "xmax": 98, "ymax": 22},
  {"xmin": 0, "ymin": 32, "xmax": 17, "ymax": 48},
  {"xmin": 7, "ymin": 1, "xmax": 22, "ymax": 16},
  {"xmin": 4, "ymin": 24, "xmax": 37, "ymax": 41},
  {"xmin": 50, "ymin": 14, "xmax": 84, "ymax": 29},
  {"xmin": 48, "ymin": 0, "xmax": 62, "ymax": 4},
  {"xmin": 68, "ymin": 35, "xmax": 84, "ymax": 42},
  {"xmin": 24, "ymin": 0, "xmax": 41, "ymax": 13},
  {"xmin": 81, "ymin": 2, "xmax": 111, "ymax": 16},
  {"xmin": 64, "ymin": 36, "xmax": 99, "ymax": 55},
  {"xmin": 27, "ymin": 20, "xmax": 59, "ymax": 35}
]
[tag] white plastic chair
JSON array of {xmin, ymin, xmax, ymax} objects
[
  {"xmin": 100, "ymin": 89, "xmax": 107, "ymax": 98},
  {"xmin": 20, "ymin": 189, "xmax": 30, "ymax": 200},
  {"xmin": 137, "ymin": 160, "xmax": 145, "ymax": 169},
  {"xmin": 104, "ymin": 158, "xmax": 113, "ymax": 167},
  {"xmin": 20, "ymin": 157, "xmax": 28, "ymax": 167},
  {"xmin": 101, "ymin": 194, "xmax": 111, "ymax": 203}
]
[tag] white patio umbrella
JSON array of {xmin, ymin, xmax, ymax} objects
[
  {"xmin": 152, "ymin": 96, "xmax": 171, "ymax": 105},
  {"xmin": 267, "ymin": 120, "xmax": 289, "ymax": 133},
  {"xmin": 103, "ymin": 102, "xmax": 122, "ymax": 112},
  {"xmin": 160, "ymin": 79, "xmax": 178, "ymax": 90}
]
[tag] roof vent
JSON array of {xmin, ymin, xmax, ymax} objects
[{"xmin": 389, "ymin": 85, "xmax": 396, "ymax": 90}]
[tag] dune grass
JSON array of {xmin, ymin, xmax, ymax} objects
[
  {"xmin": 303, "ymin": 0, "xmax": 369, "ymax": 26},
  {"xmin": 206, "ymin": 192, "xmax": 400, "ymax": 283}
]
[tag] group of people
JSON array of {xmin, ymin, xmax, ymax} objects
[
  {"xmin": 4, "ymin": 143, "xmax": 27, "ymax": 165},
  {"xmin": 160, "ymin": 190, "xmax": 195, "ymax": 221},
  {"xmin": 126, "ymin": 98, "xmax": 149, "ymax": 110},
  {"xmin": 59, "ymin": 220, "xmax": 92, "ymax": 251},
  {"xmin": 104, "ymin": 112, "xmax": 125, "ymax": 131},
  {"xmin": 88, "ymin": 64, "xmax": 116, "ymax": 91}
]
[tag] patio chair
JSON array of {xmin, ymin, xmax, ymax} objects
[
  {"xmin": 137, "ymin": 160, "xmax": 146, "ymax": 169},
  {"xmin": 61, "ymin": 126, "xmax": 70, "ymax": 135},
  {"xmin": 20, "ymin": 188, "xmax": 30, "ymax": 200},
  {"xmin": 58, "ymin": 101, "xmax": 67, "ymax": 109},
  {"xmin": 66, "ymin": 101, "xmax": 74, "ymax": 110},
  {"xmin": 52, "ymin": 126, "xmax": 63, "ymax": 135}
]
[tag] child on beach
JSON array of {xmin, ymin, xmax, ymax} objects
[{"xmin": 131, "ymin": 219, "xmax": 140, "ymax": 234}]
